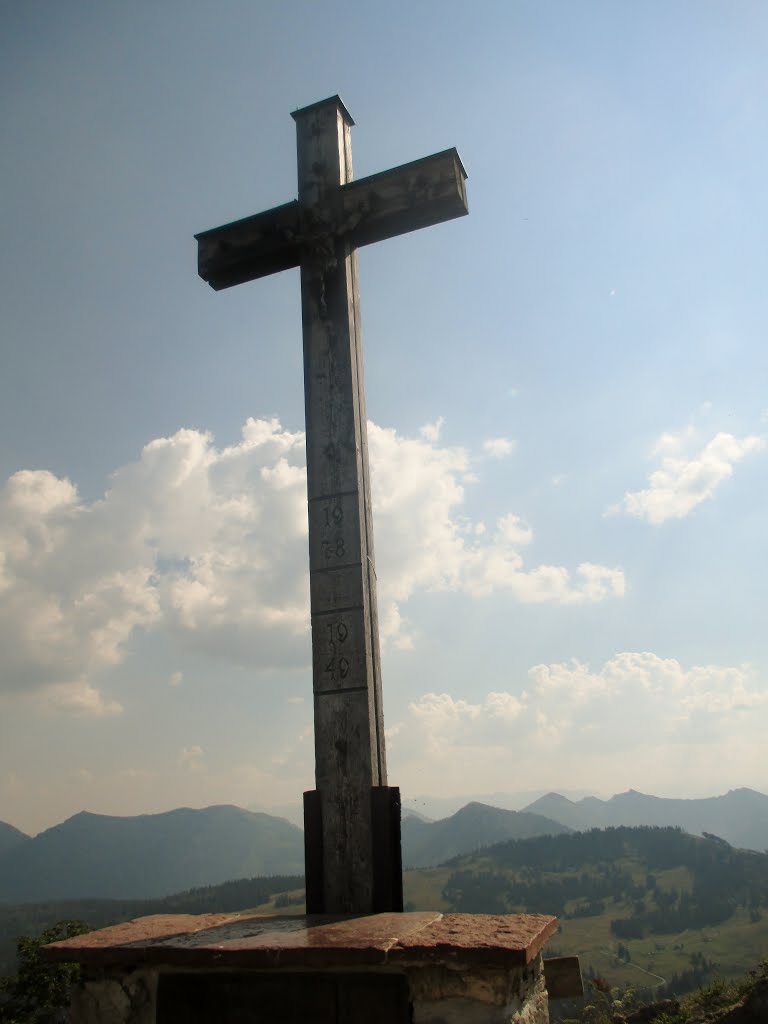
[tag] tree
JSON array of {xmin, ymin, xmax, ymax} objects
[{"xmin": 0, "ymin": 920, "xmax": 90, "ymax": 1024}]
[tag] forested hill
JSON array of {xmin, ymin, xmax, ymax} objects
[
  {"xmin": 442, "ymin": 825, "xmax": 768, "ymax": 932},
  {"xmin": 436, "ymin": 826, "xmax": 768, "ymax": 1003}
]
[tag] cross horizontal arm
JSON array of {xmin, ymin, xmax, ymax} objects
[
  {"xmin": 195, "ymin": 148, "xmax": 468, "ymax": 291},
  {"xmin": 342, "ymin": 147, "xmax": 468, "ymax": 250},
  {"xmin": 195, "ymin": 199, "xmax": 301, "ymax": 291}
]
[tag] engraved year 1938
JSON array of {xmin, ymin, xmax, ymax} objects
[{"xmin": 321, "ymin": 502, "xmax": 346, "ymax": 561}]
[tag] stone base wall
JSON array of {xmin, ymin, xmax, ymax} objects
[
  {"xmin": 409, "ymin": 957, "xmax": 548, "ymax": 1024},
  {"xmin": 70, "ymin": 968, "xmax": 157, "ymax": 1024},
  {"xmin": 69, "ymin": 956, "xmax": 548, "ymax": 1024}
]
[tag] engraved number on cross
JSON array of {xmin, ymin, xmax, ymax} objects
[
  {"xmin": 325, "ymin": 621, "xmax": 350, "ymax": 681},
  {"xmin": 321, "ymin": 502, "xmax": 346, "ymax": 560},
  {"xmin": 323, "ymin": 504, "xmax": 344, "ymax": 527}
]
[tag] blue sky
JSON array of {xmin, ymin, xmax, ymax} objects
[{"xmin": 2, "ymin": 1, "xmax": 767, "ymax": 834}]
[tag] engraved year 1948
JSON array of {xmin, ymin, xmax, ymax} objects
[{"xmin": 324, "ymin": 620, "xmax": 350, "ymax": 682}]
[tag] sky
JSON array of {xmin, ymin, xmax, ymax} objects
[{"xmin": 2, "ymin": 1, "xmax": 767, "ymax": 836}]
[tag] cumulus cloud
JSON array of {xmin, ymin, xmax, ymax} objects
[
  {"xmin": 369, "ymin": 427, "xmax": 624, "ymax": 615},
  {"xmin": 389, "ymin": 653, "xmax": 767, "ymax": 796},
  {"xmin": 528, "ymin": 652, "xmax": 768, "ymax": 719},
  {"xmin": 482, "ymin": 437, "xmax": 516, "ymax": 459},
  {"xmin": 0, "ymin": 468, "xmax": 160, "ymax": 707},
  {"xmin": 0, "ymin": 417, "xmax": 623, "ymax": 709},
  {"xmin": 612, "ymin": 427, "xmax": 765, "ymax": 524}
]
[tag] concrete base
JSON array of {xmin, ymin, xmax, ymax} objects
[{"xmin": 44, "ymin": 911, "xmax": 556, "ymax": 1023}]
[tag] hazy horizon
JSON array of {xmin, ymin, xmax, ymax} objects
[{"xmin": 7, "ymin": 783, "xmax": 768, "ymax": 838}]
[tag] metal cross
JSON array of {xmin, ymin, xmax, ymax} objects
[{"xmin": 196, "ymin": 96, "xmax": 467, "ymax": 913}]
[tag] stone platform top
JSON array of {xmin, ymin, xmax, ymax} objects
[{"xmin": 43, "ymin": 912, "xmax": 557, "ymax": 972}]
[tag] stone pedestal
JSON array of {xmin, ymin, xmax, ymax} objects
[{"xmin": 44, "ymin": 911, "xmax": 558, "ymax": 1023}]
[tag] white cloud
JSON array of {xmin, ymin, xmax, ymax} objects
[
  {"xmin": 0, "ymin": 417, "xmax": 623, "ymax": 708},
  {"xmin": 169, "ymin": 671, "xmax": 183, "ymax": 687},
  {"xmin": 389, "ymin": 652, "xmax": 768, "ymax": 796},
  {"xmin": 0, "ymin": 469, "xmax": 160, "ymax": 699},
  {"xmin": 482, "ymin": 437, "xmax": 516, "ymax": 459},
  {"xmin": 420, "ymin": 417, "xmax": 445, "ymax": 442},
  {"xmin": 612, "ymin": 427, "xmax": 765, "ymax": 524},
  {"xmin": 369, "ymin": 428, "xmax": 624, "ymax": 611}
]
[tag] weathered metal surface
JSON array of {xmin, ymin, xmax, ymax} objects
[
  {"xmin": 196, "ymin": 150, "xmax": 468, "ymax": 291},
  {"xmin": 193, "ymin": 95, "xmax": 468, "ymax": 915},
  {"xmin": 371, "ymin": 787, "xmax": 404, "ymax": 913},
  {"xmin": 196, "ymin": 199, "xmax": 301, "ymax": 290},
  {"xmin": 293, "ymin": 97, "xmax": 385, "ymax": 913},
  {"xmin": 303, "ymin": 790, "xmax": 324, "ymax": 915}
]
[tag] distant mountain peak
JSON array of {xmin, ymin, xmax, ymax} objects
[
  {"xmin": 401, "ymin": 800, "xmax": 570, "ymax": 869},
  {"xmin": 0, "ymin": 820, "xmax": 30, "ymax": 856},
  {"xmin": 0, "ymin": 805, "xmax": 305, "ymax": 902},
  {"xmin": 520, "ymin": 786, "xmax": 768, "ymax": 852}
]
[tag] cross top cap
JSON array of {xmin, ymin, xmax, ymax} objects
[{"xmin": 291, "ymin": 95, "xmax": 355, "ymax": 127}]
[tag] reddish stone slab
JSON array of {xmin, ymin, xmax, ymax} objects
[
  {"xmin": 43, "ymin": 911, "xmax": 556, "ymax": 970},
  {"xmin": 183, "ymin": 912, "xmax": 443, "ymax": 969},
  {"xmin": 391, "ymin": 913, "xmax": 558, "ymax": 967},
  {"xmin": 43, "ymin": 912, "xmax": 253, "ymax": 960}
]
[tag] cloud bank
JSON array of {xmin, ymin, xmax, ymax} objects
[
  {"xmin": 390, "ymin": 652, "xmax": 767, "ymax": 796},
  {"xmin": 0, "ymin": 418, "xmax": 624, "ymax": 711}
]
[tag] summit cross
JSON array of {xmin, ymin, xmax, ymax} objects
[{"xmin": 195, "ymin": 96, "xmax": 468, "ymax": 914}]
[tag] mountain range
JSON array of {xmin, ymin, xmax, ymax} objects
[
  {"xmin": 521, "ymin": 787, "xmax": 768, "ymax": 851},
  {"xmin": 1, "ymin": 787, "xmax": 766, "ymax": 902},
  {"xmin": 0, "ymin": 805, "xmax": 305, "ymax": 902},
  {"xmin": 0, "ymin": 801, "xmax": 566, "ymax": 902},
  {"xmin": 401, "ymin": 801, "xmax": 569, "ymax": 867}
]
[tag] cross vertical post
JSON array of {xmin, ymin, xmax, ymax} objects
[
  {"xmin": 293, "ymin": 99, "xmax": 391, "ymax": 915},
  {"xmin": 195, "ymin": 95, "xmax": 468, "ymax": 916}
]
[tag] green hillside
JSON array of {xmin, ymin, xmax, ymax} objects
[
  {"xmin": 3, "ymin": 824, "xmax": 767, "ymax": 1006},
  {"xmin": 430, "ymin": 826, "xmax": 768, "ymax": 1001}
]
